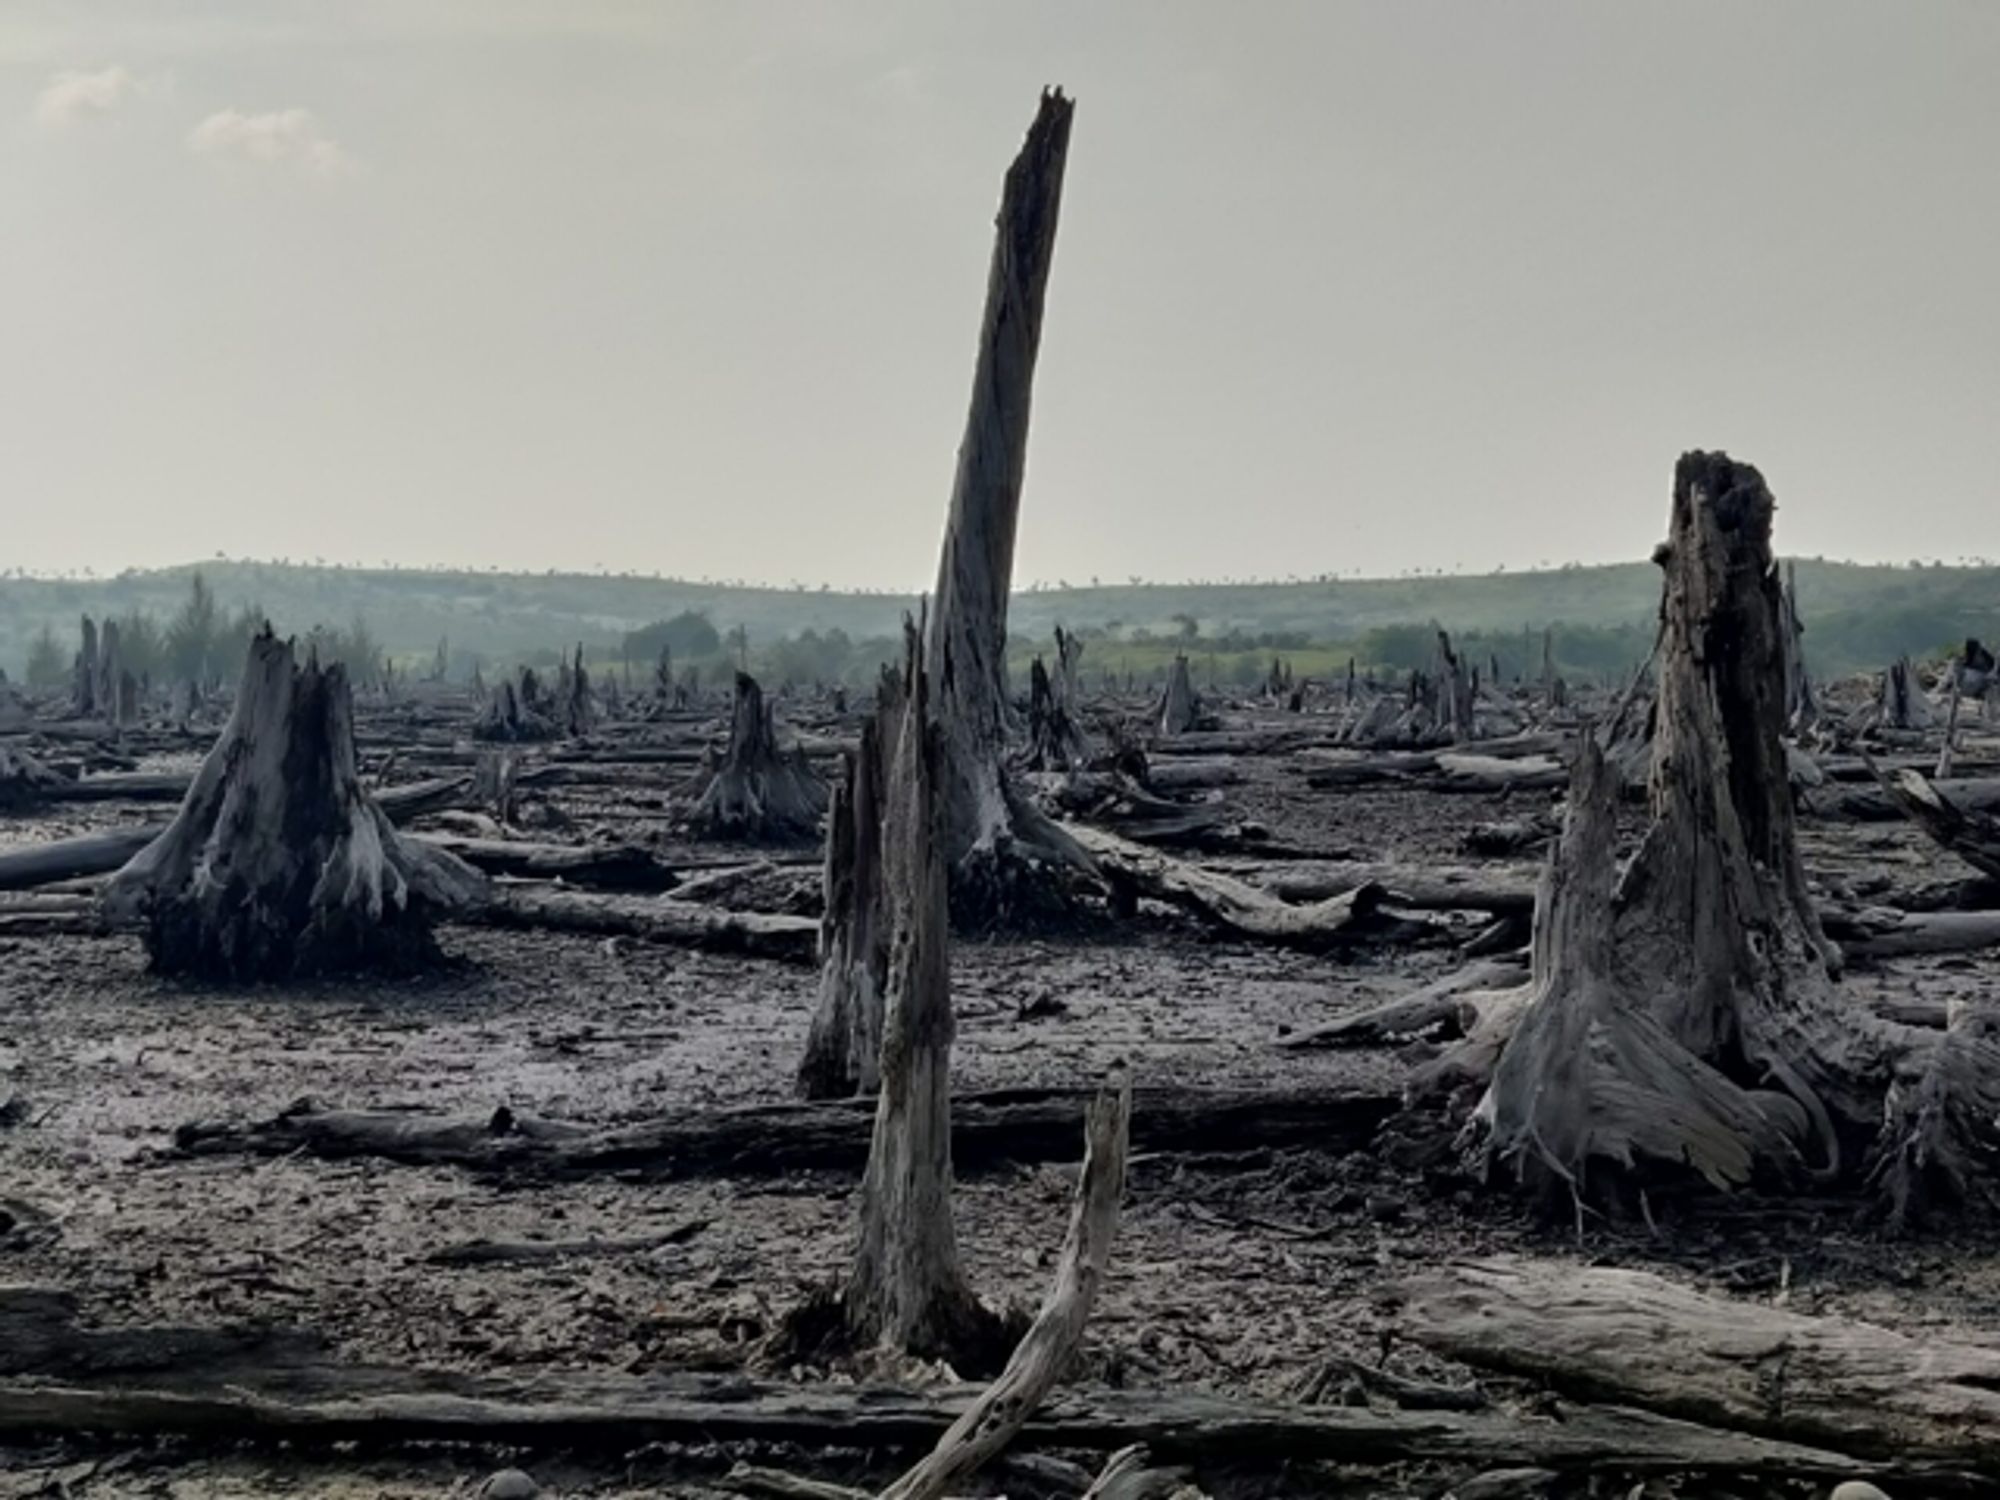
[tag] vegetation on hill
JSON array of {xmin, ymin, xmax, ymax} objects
[{"xmin": 1, "ymin": 556, "xmax": 1994, "ymax": 694}]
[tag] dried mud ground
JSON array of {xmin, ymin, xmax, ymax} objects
[{"xmin": 4, "ymin": 760, "xmax": 2000, "ymax": 1498}]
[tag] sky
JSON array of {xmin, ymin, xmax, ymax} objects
[{"xmin": 5, "ymin": 2, "xmax": 1997, "ymax": 589}]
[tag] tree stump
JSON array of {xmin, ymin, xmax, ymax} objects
[
  {"xmin": 473, "ymin": 671, "xmax": 557, "ymax": 743},
  {"xmin": 102, "ymin": 629, "xmax": 487, "ymax": 980},
  {"xmin": 797, "ymin": 667, "xmax": 900, "ymax": 1100},
  {"xmin": 923, "ymin": 89, "xmax": 1095, "ymax": 926},
  {"xmin": 688, "ymin": 673, "xmax": 828, "ymax": 842},
  {"xmin": 1430, "ymin": 452, "xmax": 1981, "ymax": 1221},
  {"xmin": 1434, "ymin": 630, "xmax": 1476, "ymax": 742},
  {"xmin": 1157, "ymin": 655, "xmax": 1200, "ymax": 737},
  {"xmin": 1873, "ymin": 656, "xmax": 1933, "ymax": 731},
  {"xmin": 843, "ymin": 623, "xmax": 1008, "ymax": 1365},
  {"xmin": 0, "ymin": 746, "xmax": 66, "ymax": 814}
]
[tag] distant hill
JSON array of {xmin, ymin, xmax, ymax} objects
[{"xmin": 1, "ymin": 556, "xmax": 1994, "ymax": 686}]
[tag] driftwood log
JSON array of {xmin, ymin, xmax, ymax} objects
[
  {"xmin": 0, "ymin": 1289, "xmax": 1919, "ymax": 1485},
  {"xmin": 171, "ymin": 1084, "xmax": 1397, "ymax": 1182},
  {"xmin": 1396, "ymin": 1256, "xmax": 2000, "ymax": 1475},
  {"xmin": 1070, "ymin": 825, "xmax": 1416, "ymax": 949}
]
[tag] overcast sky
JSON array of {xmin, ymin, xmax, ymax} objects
[{"xmin": 6, "ymin": 2, "xmax": 1996, "ymax": 588}]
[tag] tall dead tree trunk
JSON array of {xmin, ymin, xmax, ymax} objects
[
  {"xmin": 1540, "ymin": 627, "xmax": 1566, "ymax": 710},
  {"xmin": 689, "ymin": 672, "xmax": 828, "ymax": 842},
  {"xmin": 1435, "ymin": 630, "xmax": 1475, "ymax": 742},
  {"xmin": 102, "ymin": 629, "xmax": 487, "ymax": 980},
  {"xmin": 1779, "ymin": 560, "xmax": 1816, "ymax": 732},
  {"xmin": 844, "ymin": 625, "xmax": 1006, "ymax": 1364},
  {"xmin": 797, "ymin": 668, "xmax": 901, "ymax": 1100},
  {"xmin": 923, "ymin": 89, "xmax": 1094, "ymax": 925},
  {"xmin": 1434, "ymin": 452, "xmax": 1968, "ymax": 1218},
  {"xmin": 556, "ymin": 645, "xmax": 597, "ymax": 737},
  {"xmin": 96, "ymin": 619, "xmax": 126, "ymax": 728},
  {"xmin": 72, "ymin": 616, "xmax": 98, "ymax": 718}
]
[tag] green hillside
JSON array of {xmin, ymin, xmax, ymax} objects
[{"xmin": 1, "ymin": 556, "xmax": 1992, "ymax": 690}]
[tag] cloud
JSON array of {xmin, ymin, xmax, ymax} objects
[
  {"xmin": 187, "ymin": 108, "xmax": 357, "ymax": 178},
  {"xmin": 33, "ymin": 66, "xmax": 140, "ymax": 130}
]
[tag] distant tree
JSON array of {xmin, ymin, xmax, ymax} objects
[
  {"xmin": 113, "ymin": 610, "xmax": 166, "ymax": 681},
  {"xmin": 165, "ymin": 570, "xmax": 221, "ymax": 686},
  {"xmin": 622, "ymin": 610, "xmax": 721, "ymax": 661},
  {"xmin": 25, "ymin": 624, "xmax": 65, "ymax": 688}
]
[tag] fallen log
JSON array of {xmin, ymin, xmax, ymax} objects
[
  {"xmin": 417, "ymin": 834, "xmax": 677, "ymax": 892},
  {"xmin": 0, "ymin": 1369, "xmax": 1911, "ymax": 1484},
  {"xmin": 1828, "ymin": 908, "xmax": 2000, "ymax": 961},
  {"xmin": 1395, "ymin": 1255, "xmax": 2000, "ymax": 1475},
  {"xmin": 1069, "ymin": 826, "xmax": 1422, "ymax": 949},
  {"xmin": 171, "ymin": 1085, "xmax": 1399, "ymax": 1181},
  {"xmin": 35, "ymin": 770, "xmax": 194, "ymax": 803},
  {"xmin": 1252, "ymin": 862, "xmax": 1537, "ymax": 917},
  {"xmin": 1281, "ymin": 958, "xmax": 1529, "ymax": 1051},
  {"xmin": 1879, "ymin": 767, "xmax": 2000, "ymax": 881},
  {"xmin": 464, "ymin": 884, "xmax": 817, "ymax": 964}
]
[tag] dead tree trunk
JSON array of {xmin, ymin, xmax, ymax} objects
[
  {"xmin": 1435, "ymin": 630, "xmax": 1475, "ymax": 742},
  {"xmin": 1432, "ymin": 452, "xmax": 1965, "ymax": 1217},
  {"xmin": 96, "ymin": 619, "xmax": 125, "ymax": 728},
  {"xmin": 102, "ymin": 629, "xmax": 488, "ymax": 980},
  {"xmin": 878, "ymin": 1072, "xmax": 1131, "ymax": 1500},
  {"xmin": 1540, "ymin": 628, "xmax": 1566, "ymax": 710},
  {"xmin": 797, "ymin": 670, "xmax": 900, "ymax": 1100},
  {"xmin": 72, "ymin": 615, "xmax": 98, "ymax": 718},
  {"xmin": 923, "ymin": 89, "xmax": 1094, "ymax": 925},
  {"xmin": 556, "ymin": 645, "xmax": 597, "ymax": 737},
  {"xmin": 843, "ymin": 626, "xmax": 1006, "ymax": 1366},
  {"xmin": 1025, "ymin": 626, "xmax": 1090, "ymax": 770},
  {"xmin": 688, "ymin": 672, "xmax": 828, "ymax": 842},
  {"xmin": 1780, "ymin": 559, "xmax": 1816, "ymax": 732}
]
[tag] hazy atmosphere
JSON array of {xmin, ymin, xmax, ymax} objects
[
  {"xmin": 8, "ymin": 1, "xmax": 1999, "ymax": 588},
  {"xmin": 13, "ymin": 10, "xmax": 2000, "ymax": 1499}
]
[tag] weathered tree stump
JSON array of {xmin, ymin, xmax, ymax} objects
[
  {"xmin": 102, "ymin": 629, "xmax": 487, "ymax": 980},
  {"xmin": 1157, "ymin": 655, "xmax": 1200, "ymax": 737},
  {"xmin": 0, "ymin": 746, "xmax": 66, "ymax": 813},
  {"xmin": 797, "ymin": 667, "xmax": 900, "ymax": 1099},
  {"xmin": 1414, "ymin": 452, "xmax": 1987, "ymax": 1223},
  {"xmin": 688, "ymin": 673, "xmax": 829, "ymax": 842},
  {"xmin": 832, "ymin": 624, "xmax": 1008, "ymax": 1367},
  {"xmin": 472, "ymin": 670, "xmax": 557, "ymax": 743},
  {"xmin": 1873, "ymin": 656, "xmax": 1934, "ymax": 731}
]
